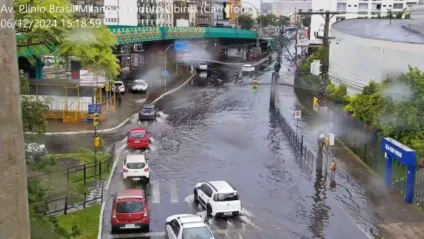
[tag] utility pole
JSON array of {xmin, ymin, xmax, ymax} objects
[
  {"xmin": 0, "ymin": 0, "xmax": 31, "ymax": 237},
  {"xmin": 297, "ymin": 10, "xmax": 338, "ymax": 108},
  {"xmin": 294, "ymin": 7, "xmax": 298, "ymax": 61}
]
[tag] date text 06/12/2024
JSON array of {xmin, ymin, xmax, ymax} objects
[{"xmin": 0, "ymin": 19, "xmax": 101, "ymax": 29}]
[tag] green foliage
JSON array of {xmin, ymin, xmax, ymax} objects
[
  {"xmin": 277, "ymin": 16, "xmax": 290, "ymax": 27},
  {"xmin": 58, "ymin": 204, "xmax": 101, "ymax": 239},
  {"xmin": 20, "ymin": 73, "xmax": 50, "ymax": 134},
  {"xmin": 345, "ymin": 66, "xmax": 424, "ymax": 156},
  {"xmin": 27, "ymin": 178, "xmax": 50, "ymax": 215},
  {"xmin": 326, "ymin": 81, "xmax": 347, "ymax": 104},
  {"xmin": 257, "ymin": 13, "xmax": 277, "ymax": 27},
  {"xmin": 238, "ymin": 14, "xmax": 255, "ymax": 29},
  {"xmin": 56, "ymin": 26, "xmax": 120, "ymax": 80},
  {"xmin": 302, "ymin": 16, "xmax": 311, "ymax": 27}
]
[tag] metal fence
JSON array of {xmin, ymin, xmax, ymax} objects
[
  {"xmin": 29, "ymin": 143, "xmax": 116, "ymax": 215},
  {"xmin": 273, "ymin": 107, "xmax": 314, "ymax": 177}
]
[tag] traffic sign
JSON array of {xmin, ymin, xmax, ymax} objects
[
  {"xmin": 294, "ymin": 110, "xmax": 301, "ymax": 119},
  {"xmin": 162, "ymin": 71, "xmax": 169, "ymax": 77},
  {"xmin": 175, "ymin": 41, "xmax": 190, "ymax": 52},
  {"xmin": 88, "ymin": 104, "xmax": 102, "ymax": 114}
]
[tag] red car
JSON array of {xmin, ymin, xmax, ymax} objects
[
  {"xmin": 127, "ymin": 128, "xmax": 150, "ymax": 149},
  {"xmin": 111, "ymin": 189, "xmax": 149, "ymax": 233}
]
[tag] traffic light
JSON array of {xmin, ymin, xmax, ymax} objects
[
  {"xmin": 252, "ymin": 80, "xmax": 258, "ymax": 94},
  {"xmin": 93, "ymin": 136, "xmax": 100, "ymax": 148},
  {"xmin": 93, "ymin": 112, "xmax": 100, "ymax": 127}
]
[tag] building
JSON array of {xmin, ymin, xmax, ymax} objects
[
  {"xmin": 229, "ymin": 0, "xmax": 242, "ymax": 26},
  {"xmin": 310, "ymin": 0, "xmax": 419, "ymax": 42},
  {"xmin": 212, "ymin": 0, "xmax": 231, "ymax": 26},
  {"xmin": 272, "ymin": 0, "xmax": 312, "ymax": 17},
  {"xmin": 261, "ymin": 1, "xmax": 273, "ymax": 14},
  {"xmin": 173, "ymin": 1, "xmax": 190, "ymax": 26},
  {"xmin": 70, "ymin": 0, "xmax": 160, "ymax": 26},
  {"xmin": 329, "ymin": 19, "xmax": 424, "ymax": 95},
  {"xmin": 156, "ymin": 0, "xmax": 173, "ymax": 26},
  {"xmin": 196, "ymin": 0, "xmax": 211, "ymax": 25}
]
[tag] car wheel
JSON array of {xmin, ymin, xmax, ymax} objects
[
  {"xmin": 111, "ymin": 228, "xmax": 117, "ymax": 234},
  {"xmin": 193, "ymin": 190, "xmax": 199, "ymax": 205},
  {"xmin": 145, "ymin": 225, "xmax": 150, "ymax": 232},
  {"xmin": 206, "ymin": 204, "xmax": 212, "ymax": 217}
]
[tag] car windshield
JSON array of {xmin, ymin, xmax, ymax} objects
[
  {"xmin": 130, "ymin": 132, "xmax": 145, "ymax": 138},
  {"xmin": 126, "ymin": 162, "xmax": 145, "ymax": 169},
  {"xmin": 116, "ymin": 201, "xmax": 144, "ymax": 213},
  {"xmin": 182, "ymin": 227, "xmax": 213, "ymax": 239},
  {"xmin": 214, "ymin": 192, "xmax": 239, "ymax": 201},
  {"xmin": 134, "ymin": 81, "xmax": 145, "ymax": 85},
  {"xmin": 142, "ymin": 107, "xmax": 153, "ymax": 112},
  {"xmin": 115, "ymin": 82, "xmax": 123, "ymax": 86}
]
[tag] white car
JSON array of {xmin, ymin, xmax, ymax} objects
[
  {"xmin": 199, "ymin": 63, "xmax": 207, "ymax": 70},
  {"xmin": 113, "ymin": 81, "xmax": 125, "ymax": 94},
  {"xmin": 132, "ymin": 79, "xmax": 148, "ymax": 92},
  {"xmin": 165, "ymin": 214, "xmax": 214, "ymax": 239},
  {"xmin": 122, "ymin": 155, "xmax": 150, "ymax": 182},
  {"xmin": 193, "ymin": 181, "xmax": 242, "ymax": 217}
]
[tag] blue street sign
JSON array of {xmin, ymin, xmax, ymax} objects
[
  {"xmin": 175, "ymin": 41, "xmax": 190, "ymax": 52},
  {"xmin": 88, "ymin": 104, "xmax": 102, "ymax": 114},
  {"xmin": 162, "ymin": 71, "xmax": 169, "ymax": 77}
]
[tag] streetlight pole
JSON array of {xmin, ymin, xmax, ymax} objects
[{"xmin": 164, "ymin": 43, "xmax": 174, "ymax": 92}]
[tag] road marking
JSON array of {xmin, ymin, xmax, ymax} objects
[
  {"xmin": 108, "ymin": 228, "xmax": 251, "ymax": 238},
  {"xmin": 169, "ymin": 181, "xmax": 179, "ymax": 203},
  {"xmin": 151, "ymin": 180, "xmax": 160, "ymax": 204}
]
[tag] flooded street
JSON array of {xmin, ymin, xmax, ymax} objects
[{"xmin": 36, "ymin": 63, "xmax": 382, "ymax": 238}]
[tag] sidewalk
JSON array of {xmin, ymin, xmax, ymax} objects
[
  {"xmin": 45, "ymin": 73, "xmax": 191, "ymax": 133},
  {"xmin": 329, "ymin": 139, "xmax": 424, "ymax": 239}
]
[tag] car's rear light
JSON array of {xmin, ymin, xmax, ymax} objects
[
  {"xmin": 144, "ymin": 168, "xmax": 149, "ymax": 172},
  {"xmin": 112, "ymin": 210, "xmax": 116, "ymax": 218},
  {"xmin": 144, "ymin": 210, "xmax": 148, "ymax": 217},
  {"xmin": 123, "ymin": 168, "xmax": 128, "ymax": 173}
]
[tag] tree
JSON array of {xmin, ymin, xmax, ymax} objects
[
  {"xmin": 20, "ymin": 71, "xmax": 50, "ymax": 134},
  {"xmin": 238, "ymin": 14, "xmax": 255, "ymax": 29},
  {"xmin": 277, "ymin": 16, "xmax": 289, "ymax": 27},
  {"xmin": 0, "ymin": 1, "xmax": 31, "ymax": 237},
  {"xmin": 57, "ymin": 26, "xmax": 120, "ymax": 79},
  {"xmin": 302, "ymin": 16, "xmax": 311, "ymax": 27},
  {"xmin": 257, "ymin": 13, "xmax": 277, "ymax": 27}
]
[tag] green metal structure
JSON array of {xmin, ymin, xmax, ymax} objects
[{"xmin": 108, "ymin": 26, "xmax": 257, "ymax": 44}]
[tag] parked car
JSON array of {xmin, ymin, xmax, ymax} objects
[
  {"xmin": 112, "ymin": 81, "xmax": 125, "ymax": 94},
  {"xmin": 193, "ymin": 181, "xmax": 242, "ymax": 217},
  {"xmin": 132, "ymin": 79, "xmax": 148, "ymax": 93},
  {"xmin": 138, "ymin": 104, "xmax": 158, "ymax": 121},
  {"xmin": 111, "ymin": 189, "xmax": 149, "ymax": 233},
  {"xmin": 127, "ymin": 128, "xmax": 150, "ymax": 149},
  {"xmin": 122, "ymin": 154, "xmax": 150, "ymax": 182},
  {"xmin": 165, "ymin": 214, "xmax": 214, "ymax": 239}
]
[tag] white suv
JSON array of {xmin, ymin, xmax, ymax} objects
[
  {"xmin": 132, "ymin": 79, "xmax": 148, "ymax": 92},
  {"xmin": 122, "ymin": 155, "xmax": 150, "ymax": 182},
  {"xmin": 165, "ymin": 214, "xmax": 214, "ymax": 239},
  {"xmin": 113, "ymin": 81, "xmax": 125, "ymax": 94},
  {"xmin": 193, "ymin": 181, "xmax": 242, "ymax": 217}
]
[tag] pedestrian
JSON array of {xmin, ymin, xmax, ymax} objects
[
  {"xmin": 330, "ymin": 161, "xmax": 336, "ymax": 181},
  {"xmin": 117, "ymin": 92, "xmax": 123, "ymax": 107}
]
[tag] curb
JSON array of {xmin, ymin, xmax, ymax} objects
[
  {"xmin": 96, "ymin": 74, "xmax": 195, "ymax": 239},
  {"xmin": 26, "ymin": 74, "xmax": 196, "ymax": 136}
]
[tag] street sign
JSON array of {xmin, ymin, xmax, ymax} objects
[
  {"xmin": 88, "ymin": 104, "xmax": 102, "ymax": 114},
  {"xmin": 175, "ymin": 41, "xmax": 190, "ymax": 52},
  {"xmin": 294, "ymin": 110, "xmax": 301, "ymax": 119},
  {"xmin": 162, "ymin": 71, "xmax": 169, "ymax": 77}
]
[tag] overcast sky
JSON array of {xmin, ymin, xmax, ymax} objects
[{"xmin": 242, "ymin": 0, "xmax": 273, "ymax": 10}]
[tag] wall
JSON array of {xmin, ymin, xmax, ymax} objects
[
  {"xmin": 310, "ymin": 0, "xmax": 337, "ymax": 42},
  {"xmin": 330, "ymin": 27, "xmax": 424, "ymax": 94}
]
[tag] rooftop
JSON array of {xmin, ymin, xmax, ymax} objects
[
  {"xmin": 208, "ymin": 181, "xmax": 235, "ymax": 193},
  {"xmin": 332, "ymin": 19, "xmax": 424, "ymax": 44},
  {"xmin": 126, "ymin": 154, "xmax": 146, "ymax": 163},
  {"xmin": 179, "ymin": 215, "xmax": 204, "ymax": 224}
]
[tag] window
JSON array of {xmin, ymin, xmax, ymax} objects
[
  {"xmin": 170, "ymin": 220, "xmax": 181, "ymax": 235},
  {"xmin": 348, "ymin": 5, "xmax": 351, "ymax": 7},
  {"xmin": 201, "ymin": 184, "xmax": 213, "ymax": 197},
  {"xmin": 359, "ymin": 3, "xmax": 368, "ymax": 10},
  {"xmin": 354, "ymin": 5, "xmax": 357, "ymax": 7},
  {"xmin": 337, "ymin": 3, "xmax": 346, "ymax": 10},
  {"xmin": 383, "ymin": 5, "xmax": 386, "ymax": 7},
  {"xmin": 214, "ymin": 192, "xmax": 239, "ymax": 201},
  {"xmin": 130, "ymin": 132, "xmax": 145, "ymax": 138},
  {"xmin": 336, "ymin": 17, "xmax": 346, "ymax": 22},
  {"xmin": 182, "ymin": 227, "xmax": 213, "ymax": 239},
  {"xmin": 116, "ymin": 201, "xmax": 144, "ymax": 213},
  {"xmin": 393, "ymin": 3, "xmax": 403, "ymax": 8},
  {"xmin": 126, "ymin": 162, "xmax": 146, "ymax": 169}
]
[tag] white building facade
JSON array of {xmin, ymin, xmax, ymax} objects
[
  {"xmin": 329, "ymin": 19, "xmax": 424, "ymax": 95},
  {"xmin": 272, "ymin": 0, "xmax": 312, "ymax": 17},
  {"xmin": 156, "ymin": 0, "xmax": 174, "ymax": 26},
  {"xmin": 102, "ymin": 0, "xmax": 138, "ymax": 26},
  {"xmin": 310, "ymin": 0, "xmax": 419, "ymax": 42}
]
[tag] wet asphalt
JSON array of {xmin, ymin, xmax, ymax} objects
[{"xmin": 38, "ymin": 63, "xmax": 382, "ymax": 238}]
